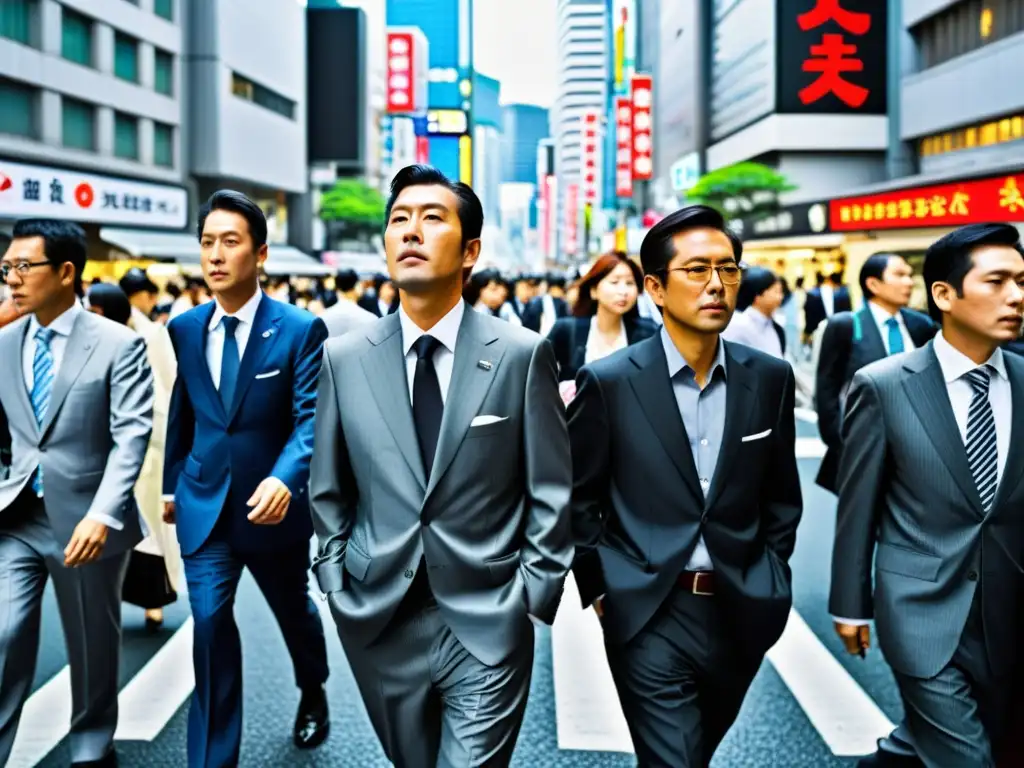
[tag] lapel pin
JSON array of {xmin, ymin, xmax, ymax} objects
[
  {"xmin": 262, "ymin": 329, "xmax": 274, "ymax": 339},
  {"xmin": 477, "ymin": 360, "xmax": 492, "ymax": 371}
]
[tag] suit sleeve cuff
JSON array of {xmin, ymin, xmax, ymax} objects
[
  {"xmin": 831, "ymin": 616, "xmax": 870, "ymax": 626},
  {"xmin": 86, "ymin": 511, "xmax": 124, "ymax": 531}
]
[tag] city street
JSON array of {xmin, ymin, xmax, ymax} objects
[{"xmin": 14, "ymin": 413, "xmax": 906, "ymax": 768}]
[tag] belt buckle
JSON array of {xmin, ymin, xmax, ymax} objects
[{"xmin": 691, "ymin": 572, "xmax": 713, "ymax": 596}]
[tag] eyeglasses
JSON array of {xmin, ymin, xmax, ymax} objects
[
  {"xmin": 0, "ymin": 260, "xmax": 52, "ymax": 282},
  {"xmin": 664, "ymin": 264, "xmax": 742, "ymax": 286}
]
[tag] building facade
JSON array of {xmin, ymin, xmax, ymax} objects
[
  {"xmin": 502, "ymin": 103, "xmax": 550, "ymax": 184},
  {"xmin": 473, "ymin": 73, "xmax": 502, "ymax": 229}
]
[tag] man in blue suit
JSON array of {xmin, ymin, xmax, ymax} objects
[{"xmin": 163, "ymin": 190, "xmax": 330, "ymax": 767}]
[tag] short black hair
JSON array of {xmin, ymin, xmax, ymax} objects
[
  {"xmin": 335, "ymin": 268, "xmax": 360, "ymax": 292},
  {"xmin": 736, "ymin": 266, "xmax": 779, "ymax": 311},
  {"xmin": 923, "ymin": 223, "xmax": 1024, "ymax": 322},
  {"xmin": 639, "ymin": 204, "xmax": 742, "ymax": 277},
  {"xmin": 385, "ymin": 164, "xmax": 483, "ymax": 246},
  {"xmin": 12, "ymin": 218, "xmax": 88, "ymax": 297},
  {"xmin": 197, "ymin": 190, "xmax": 268, "ymax": 249},
  {"xmin": 87, "ymin": 282, "xmax": 132, "ymax": 326},
  {"xmin": 859, "ymin": 253, "xmax": 901, "ymax": 300}
]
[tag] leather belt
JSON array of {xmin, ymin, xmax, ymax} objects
[{"xmin": 678, "ymin": 570, "xmax": 715, "ymax": 596}]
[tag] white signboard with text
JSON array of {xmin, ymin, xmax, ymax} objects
[{"xmin": 0, "ymin": 160, "xmax": 187, "ymax": 229}]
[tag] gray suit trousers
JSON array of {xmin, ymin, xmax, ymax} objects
[
  {"xmin": 0, "ymin": 497, "xmax": 129, "ymax": 764},
  {"xmin": 342, "ymin": 604, "xmax": 534, "ymax": 768}
]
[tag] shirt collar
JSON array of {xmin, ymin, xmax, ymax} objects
[
  {"xmin": 867, "ymin": 300, "xmax": 902, "ymax": 327},
  {"xmin": 29, "ymin": 299, "xmax": 83, "ymax": 338},
  {"xmin": 743, "ymin": 306, "xmax": 774, "ymax": 328},
  {"xmin": 660, "ymin": 325, "xmax": 727, "ymax": 381},
  {"xmin": 209, "ymin": 289, "xmax": 262, "ymax": 331},
  {"xmin": 933, "ymin": 330, "xmax": 1007, "ymax": 383},
  {"xmin": 399, "ymin": 299, "xmax": 465, "ymax": 356}
]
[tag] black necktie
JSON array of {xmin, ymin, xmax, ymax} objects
[
  {"xmin": 219, "ymin": 316, "xmax": 241, "ymax": 410},
  {"xmin": 412, "ymin": 335, "xmax": 444, "ymax": 478}
]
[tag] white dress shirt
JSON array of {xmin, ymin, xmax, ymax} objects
[
  {"xmin": 835, "ymin": 331, "xmax": 1012, "ymax": 627},
  {"xmin": 584, "ymin": 316, "xmax": 627, "ymax": 364},
  {"xmin": 867, "ymin": 301, "xmax": 914, "ymax": 355},
  {"xmin": 23, "ymin": 301, "xmax": 122, "ymax": 529},
  {"xmin": 206, "ymin": 289, "xmax": 263, "ymax": 388},
  {"xmin": 820, "ymin": 284, "xmax": 835, "ymax": 316},
  {"xmin": 399, "ymin": 299, "xmax": 465, "ymax": 405}
]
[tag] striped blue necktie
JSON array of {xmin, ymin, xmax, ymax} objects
[
  {"xmin": 31, "ymin": 327, "xmax": 56, "ymax": 496},
  {"xmin": 964, "ymin": 366, "xmax": 998, "ymax": 512}
]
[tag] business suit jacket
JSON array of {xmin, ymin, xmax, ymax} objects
[
  {"xmin": 815, "ymin": 306, "xmax": 937, "ymax": 491},
  {"xmin": 546, "ymin": 315, "xmax": 659, "ymax": 382},
  {"xmin": 522, "ymin": 295, "xmax": 569, "ymax": 334},
  {"xmin": 0, "ymin": 311, "xmax": 153, "ymax": 555},
  {"xmin": 568, "ymin": 336, "xmax": 802, "ymax": 659},
  {"xmin": 164, "ymin": 296, "xmax": 327, "ymax": 556},
  {"xmin": 309, "ymin": 304, "xmax": 573, "ymax": 667},
  {"xmin": 829, "ymin": 343, "xmax": 1024, "ymax": 679},
  {"xmin": 804, "ymin": 285, "xmax": 851, "ymax": 337},
  {"xmin": 321, "ymin": 298, "xmax": 377, "ymax": 338}
]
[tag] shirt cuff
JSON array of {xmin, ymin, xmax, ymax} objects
[
  {"xmin": 832, "ymin": 616, "xmax": 870, "ymax": 627},
  {"xmin": 86, "ymin": 511, "xmax": 124, "ymax": 532},
  {"xmin": 161, "ymin": 494, "xmax": 175, "ymax": 503}
]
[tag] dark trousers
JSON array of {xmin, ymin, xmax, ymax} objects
[
  {"xmin": 182, "ymin": 529, "xmax": 329, "ymax": 768},
  {"xmin": 894, "ymin": 595, "xmax": 1012, "ymax": 768},
  {"xmin": 604, "ymin": 587, "xmax": 760, "ymax": 768}
]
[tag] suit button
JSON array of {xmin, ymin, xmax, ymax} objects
[
  {"xmin": 700, "ymin": 512, "xmax": 708, "ymax": 524},
  {"xmin": 967, "ymin": 570, "xmax": 979, "ymax": 582},
  {"xmin": 404, "ymin": 569, "xmax": 414, "ymax": 578}
]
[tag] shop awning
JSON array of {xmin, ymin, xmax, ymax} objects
[{"xmin": 99, "ymin": 228, "xmax": 334, "ymax": 277}]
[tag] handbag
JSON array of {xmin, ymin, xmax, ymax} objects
[{"xmin": 121, "ymin": 550, "xmax": 178, "ymax": 609}]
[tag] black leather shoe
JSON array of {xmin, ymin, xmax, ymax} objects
[
  {"xmin": 293, "ymin": 685, "xmax": 330, "ymax": 749},
  {"xmin": 71, "ymin": 749, "xmax": 118, "ymax": 767},
  {"xmin": 857, "ymin": 749, "xmax": 925, "ymax": 767}
]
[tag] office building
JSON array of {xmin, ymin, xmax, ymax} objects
[
  {"xmin": 473, "ymin": 73, "xmax": 502, "ymax": 229},
  {"xmin": 502, "ymin": 104, "xmax": 550, "ymax": 184}
]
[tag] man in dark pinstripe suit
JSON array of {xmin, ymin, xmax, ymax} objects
[{"xmin": 829, "ymin": 223, "xmax": 1024, "ymax": 767}]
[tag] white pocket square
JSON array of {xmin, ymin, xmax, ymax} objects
[
  {"xmin": 254, "ymin": 370, "xmax": 281, "ymax": 380},
  {"xmin": 741, "ymin": 428, "xmax": 772, "ymax": 442},
  {"xmin": 470, "ymin": 415, "xmax": 508, "ymax": 427}
]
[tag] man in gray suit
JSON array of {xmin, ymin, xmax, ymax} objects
[
  {"xmin": 310, "ymin": 165, "xmax": 572, "ymax": 767},
  {"xmin": 0, "ymin": 219, "xmax": 154, "ymax": 767},
  {"xmin": 830, "ymin": 223, "xmax": 1024, "ymax": 767},
  {"xmin": 320, "ymin": 268, "xmax": 376, "ymax": 338}
]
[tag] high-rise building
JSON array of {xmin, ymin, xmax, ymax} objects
[
  {"xmin": 473, "ymin": 73, "xmax": 502, "ymax": 228},
  {"xmin": 553, "ymin": 0, "xmax": 608, "ymax": 260},
  {"xmin": 502, "ymin": 104, "xmax": 550, "ymax": 184}
]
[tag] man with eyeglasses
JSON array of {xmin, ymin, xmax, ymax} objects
[
  {"xmin": 0, "ymin": 218, "xmax": 154, "ymax": 767},
  {"xmin": 566, "ymin": 205, "xmax": 802, "ymax": 767}
]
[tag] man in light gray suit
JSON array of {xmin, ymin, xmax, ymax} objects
[
  {"xmin": 0, "ymin": 219, "xmax": 154, "ymax": 768},
  {"xmin": 320, "ymin": 268, "xmax": 377, "ymax": 338},
  {"xmin": 310, "ymin": 165, "xmax": 572, "ymax": 767},
  {"xmin": 830, "ymin": 223, "xmax": 1024, "ymax": 767}
]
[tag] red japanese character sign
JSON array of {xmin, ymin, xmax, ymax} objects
[
  {"xmin": 581, "ymin": 110, "xmax": 601, "ymax": 205},
  {"xmin": 630, "ymin": 74, "xmax": 653, "ymax": 181},
  {"xmin": 615, "ymin": 97, "xmax": 633, "ymax": 198}
]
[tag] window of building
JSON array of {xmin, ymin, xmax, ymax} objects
[
  {"xmin": 919, "ymin": 112, "xmax": 1024, "ymax": 157},
  {"xmin": 153, "ymin": 122, "xmax": 173, "ymax": 167},
  {"xmin": 114, "ymin": 32, "xmax": 139, "ymax": 83},
  {"xmin": 62, "ymin": 97, "xmax": 96, "ymax": 151},
  {"xmin": 0, "ymin": 77, "xmax": 39, "ymax": 138},
  {"xmin": 61, "ymin": 8, "xmax": 93, "ymax": 67},
  {"xmin": 154, "ymin": 0, "xmax": 173, "ymax": 22},
  {"xmin": 913, "ymin": 0, "xmax": 1024, "ymax": 70},
  {"xmin": 154, "ymin": 49, "xmax": 173, "ymax": 95},
  {"xmin": 230, "ymin": 73, "xmax": 295, "ymax": 120},
  {"xmin": 0, "ymin": 0, "xmax": 37, "ymax": 46},
  {"xmin": 114, "ymin": 112, "xmax": 139, "ymax": 160}
]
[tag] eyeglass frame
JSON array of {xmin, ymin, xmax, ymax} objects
[
  {"xmin": 655, "ymin": 261, "xmax": 746, "ymax": 287},
  {"xmin": 0, "ymin": 260, "xmax": 54, "ymax": 283}
]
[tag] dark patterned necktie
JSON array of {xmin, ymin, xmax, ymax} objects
[{"xmin": 964, "ymin": 366, "xmax": 997, "ymax": 511}]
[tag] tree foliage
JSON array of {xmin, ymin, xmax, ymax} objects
[
  {"xmin": 319, "ymin": 178, "xmax": 386, "ymax": 230},
  {"xmin": 686, "ymin": 162, "xmax": 797, "ymax": 218}
]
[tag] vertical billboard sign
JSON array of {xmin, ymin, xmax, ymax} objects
[
  {"xmin": 564, "ymin": 183, "xmax": 579, "ymax": 256},
  {"xmin": 630, "ymin": 74, "xmax": 653, "ymax": 181},
  {"xmin": 612, "ymin": 0, "xmax": 637, "ymax": 95},
  {"xmin": 386, "ymin": 27, "xmax": 429, "ymax": 114},
  {"xmin": 775, "ymin": 0, "xmax": 887, "ymax": 114},
  {"xmin": 581, "ymin": 110, "xmax": 602, "ymax": 206},
  {"xmin": 615, "ymin": 97, "xmax": 634, "ymax": 199}
]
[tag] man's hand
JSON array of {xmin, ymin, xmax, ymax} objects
[
  {"xmin": 64, "ymin": 519, "xmax": 109, "ymax": 567},
  {"xmin": 247, "ymin": 477, "xmax": 291, "ymax": 525},
  {"xmin": 834, "ymin": 621, "xmax": 871, "ymax": 656},
  {"xmin": 593, "ymin": 597, "xmax": 604, "ymax": 618},
  {"xmin": 162, "ymin": 500, "xmax": 175, "ymax": 524}
]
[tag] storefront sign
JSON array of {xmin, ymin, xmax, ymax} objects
[
  {"xmin": 386, "ymin": 28, "xmax": 429, "ymax": 114},
  {"xmin": 776, "ymin": 0, "xmax": 887, "ymax": 115},
  {"xmin": 0, "ymin": 160, "xmax": 187, "ymax": 229},
  {"xmin": 830, "ymin": 174, "xmax": 1024, "ymax": 231},
  {"xmin": 732, "ymin": 202, "xmax": 831, "ymax": 239},
  {"xmin": 615, "ymin": 97, "xmax": 633, "ymax": 198},
  {"xmin": 581, "ymin": 110, "xmax": 601, "ymax": 205},
  {"xmin": 630, "ymin": 74, "xmax": 653, "ymax": 181}
]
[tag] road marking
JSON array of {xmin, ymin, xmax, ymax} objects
[
  {"xmin": 6, "ymin": 668, "xmax": 73, "ymax": 768},
  {"xmin": 795, "ymin": 407, "xmax": 819, "ymax": 424},
  {"xmin": 766, "ymin": 609, "xmax": 895, "ymax": 756},
  {"xmin": 114, "ymin": 619, "xmax": 195, "ymax": 741},
  {"xmin": 550, "ymin": 574, "xmax": 633, "ymax": 753}
]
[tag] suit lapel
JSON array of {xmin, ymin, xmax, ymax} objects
[
  {"xmin": 8, "ymin": 318, "xmax": 38, "ymax": 438},
  {"xmin": 857, "ymin": 307, "xmax": 886, "ymax": 363},
  {"xmin": 424, "ymin": 309, "xmax": 505, "ymax": 500},
  {"xmin": 902, "ymin": 346, "xmax": 985, "ymax": 515},
  {"xmin": 704, "ymin": 342, "xmax": 758, "ymax": 510},
  {"xmin": 361, "ymin": 315, "xmax": 426, "ymax": 490},
  {"xmin": 994, "ymin": 355, "xmax": 1024, "ymax": 508},
  {"xmin": 628, "ymin": 336, "xmax": 703, "ymax": 502},
  {"xmin": 226, "ymin": 297, "xmax": 283, "ymax": 424},
  {"xmin": 40, "ymin": 312, "xmax": 98, "ymax": 441}
]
